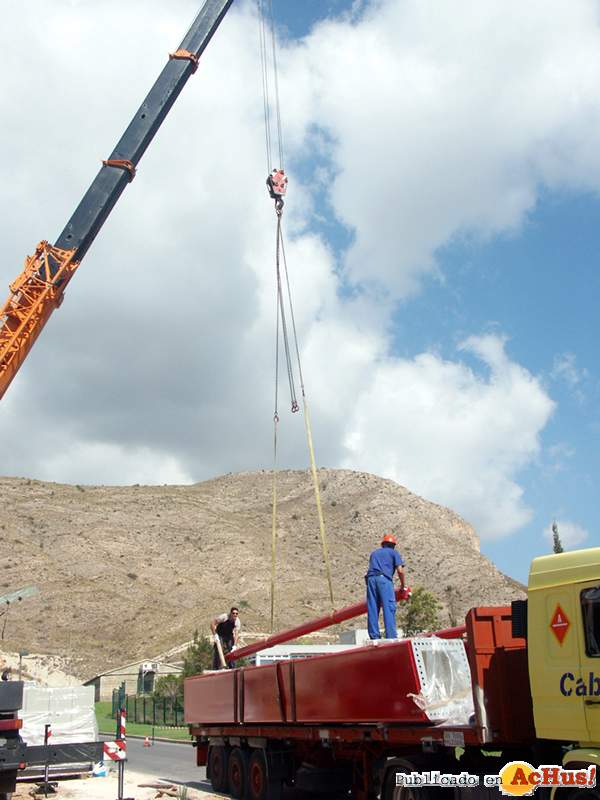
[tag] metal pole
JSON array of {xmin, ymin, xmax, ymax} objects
[
  {"xmin": 18, "ymin": 650, "xmax": 28, "ymax": 680},
  {"xmin": 43, "ymin": 723, "xmax": 51, "ymax": 797},
  {"xmin": 116, "ymin": 707, "xmax": 123, "ymax": 800},
  {"xmin": 114, "ymin": 707, "xmax": 133, "ymax": 800},
  {"xmin": 215, "ymin": 634, "xmax": 227, "ymax": 668}
]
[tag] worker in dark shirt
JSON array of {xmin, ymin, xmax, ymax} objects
[
  {"xmin": 365, "ymin": 534, "xmax": 406, "ymax": 639},
  {"xmin": 210, "ymin": 607, "xmax": 241, "ymax": 669}
]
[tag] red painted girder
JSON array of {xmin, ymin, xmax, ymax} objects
[
  {"xmin": 227, "ymin": 591, "xmax": 466, "ymax": 663},
  {"xmin": 425, "ymin": 624, "xmax": 467, "ymax": 640}
]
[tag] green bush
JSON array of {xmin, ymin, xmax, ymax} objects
[
  {"xmin": 183, "ymin": 630, "xmax": 213, "ymax": 676},
  {"xmin": 399, "ymin": 587, "xmax": 442, "ymax": 635}
]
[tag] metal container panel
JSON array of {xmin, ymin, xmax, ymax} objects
[
  {"xmin": 242, "ymin": 664, "xmax": 285, "ymax": 723},
  {"xmin": 466, "ymin": 606, "xmax": 535, "ymax": 743},
  {"xmin": 293, "ymin": 640, "xmax": 427, "ymax": 723},
  {"xmin": 184, "ymin": 670, "xmax": 237, "ymax": 724},
  {"xmin": 278, "ymin": 662, "xmax": 294, "ymax": 722}
]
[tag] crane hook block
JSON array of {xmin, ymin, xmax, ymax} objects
[
  {"xmin": 168, "ymin": 49, "xmax": 200, "ymax": 74},
  {"xmin": 267, "ymin": 169, "xmax": 288, "ymax": 201}
]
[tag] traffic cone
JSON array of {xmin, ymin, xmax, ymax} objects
[{"xmin": 143, "ymin": 736, "xmax": 151, "ymax": 747}]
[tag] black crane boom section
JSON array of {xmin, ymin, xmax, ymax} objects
[{"xmin": 53, "ymin": 0, "xmax": 234, "ymax": 267}]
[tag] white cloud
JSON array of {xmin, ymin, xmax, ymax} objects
[
  {"xmin": 5, "ymin": 0, "xmax": 598, "ymax": 542},
  {"xmin": 341, "ymin": 334, "xmax": 554, "ymax": 538},
  {"xmin": 544, "ymin": 520, "xmax": 589, "ymax": 549},
  {"xmin": 551, "ymin": 353, "xmax": 589, "ymax": 402},
  {"xmin": 295, "ymin": 0, "xmax": 600, "ymax": 294}
]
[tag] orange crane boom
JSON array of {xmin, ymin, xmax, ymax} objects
[{"xmin": 0, "ymin": 0, "xmax": 234, "ymax": 400}]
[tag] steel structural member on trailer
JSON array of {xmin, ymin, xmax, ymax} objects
[{"xmin": 0, "ymin": 0, "xmax": 234, "ymax": 401}]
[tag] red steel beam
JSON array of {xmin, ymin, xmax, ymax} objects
[
  {"xmin": 227, "ymin": 590, "xmax": 466, "ymax": 663},
  {"xmin": 424, "ymin": 625, "xmax": 467, "ymax": 640}
]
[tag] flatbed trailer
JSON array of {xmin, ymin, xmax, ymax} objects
[{"xmin": 185, "ymin": 548, "xmax": 600, "ymax": 799}]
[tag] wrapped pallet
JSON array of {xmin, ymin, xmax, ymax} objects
[{"xmin": 18, "ymin": 684, "xmax": 98, "ymax": 746}]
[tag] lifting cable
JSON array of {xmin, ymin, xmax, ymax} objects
[{"xmin": 257, "ymin": 0, "xmax": 335, "ymax": 630}]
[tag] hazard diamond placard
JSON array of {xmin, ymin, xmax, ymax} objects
[{"xmin": 550, "ymin": 604, "xmax": 570, "ymax": 645}]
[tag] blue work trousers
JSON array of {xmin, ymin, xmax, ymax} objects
[{"xmin": 366, "ymin": 574, "xmax": 397, "ymax": 639}]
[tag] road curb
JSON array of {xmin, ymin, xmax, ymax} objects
[{"xmin": 100, "ymin": 732, "xmax": 191, "ymax": 745}]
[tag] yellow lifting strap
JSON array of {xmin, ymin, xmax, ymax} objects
[
  {"xmin": 303, "ymin": 395, "xmax": 335, "ymax": 609},
  {"xmin": 269, "ymin": 397, "xmax": 334, "ymax": 631},
  {"xmin": 270, "ymin": 415, "xmax": 278, "ymax": 632}
]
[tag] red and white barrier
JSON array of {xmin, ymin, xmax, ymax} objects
[
  {"xmin": 117, "ymin": 708, "xmax": 126, "ymax": 740},
  {"xmin": 103, "ymin": 707, "xmax": 127, "ymax": 762},
  {"xmin": 103, "ymin": 739, "xmax": 126, "ymax": 762}
]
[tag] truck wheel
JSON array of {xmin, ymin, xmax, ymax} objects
[
  {"xmin": 247, "ymin": 750, "xmax": 282, "ymax": 800},
  {"xmin": 208, "ymin": 745, "xmax": 229, "ymax": 793},
  {"xmin": 227, "ymin": 747, "xmax": 249, "ymax": 799}
]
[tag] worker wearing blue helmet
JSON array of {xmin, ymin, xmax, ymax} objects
[{"xmin": 365, "ymin": 533, "xmax": 407, "ymax": 640}]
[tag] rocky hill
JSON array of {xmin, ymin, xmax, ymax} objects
[{"xmin": 0, "ymin": 470, "xmax": 524, "ymax": 680}]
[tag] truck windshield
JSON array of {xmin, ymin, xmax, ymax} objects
[{"xmin": 581, "ymin": 586, "xmax": 600, "ymax": 657}]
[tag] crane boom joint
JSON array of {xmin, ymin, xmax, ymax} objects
[
  {"xmin": 168, "ymin": 49, "xmax": 200, "ymax": 73},
  {"xmin": 102, "ymin": 159, "xmax": 136, "ymax": 182}
]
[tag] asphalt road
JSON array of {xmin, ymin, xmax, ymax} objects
[
  {"xmin": 111, "ymin": 737, "xmax": 305, "ymax": 797},
  {"xmin": 103, "ymin": 736, "xmax": 210, "ymax": 792}
]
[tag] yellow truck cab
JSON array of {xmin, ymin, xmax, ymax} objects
[{"xmin": 528, "ymin": 547, "xmax": 600, "ymax": 771}]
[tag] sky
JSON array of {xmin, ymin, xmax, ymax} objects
[{"xmin": 1, "ymin": 0, "xmax": 599, "ymax": 584}]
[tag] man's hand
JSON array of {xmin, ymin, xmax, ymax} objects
[{"xmin": 398, "ymin": 586, "xmax": 412, "ymax": 601}]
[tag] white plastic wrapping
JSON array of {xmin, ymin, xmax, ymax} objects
[
  {"xmin": 18, "ymin": 684, "xmax": 98, "ymax": 745},
  {"xmin": 408, "ymin": 637, "xmax": 475, "ymax": 726}
]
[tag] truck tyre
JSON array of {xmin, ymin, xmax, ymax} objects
[
  {"xmin": 208, "ymin": 745, "xmax": 229, "ymax": 793},
  {"xmin": 227, "ymin": 747, "xmax": 249, "ymax": 799},
  {"xmin": 247, "ymin": 749, "xmax": 282, "ymax": 800}
]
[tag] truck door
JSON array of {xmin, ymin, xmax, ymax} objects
[
  {"xmin": 578, "ymin": 583, "xmax": 600, "ymax": 742},
  {"xmin": 529, "ymin": 588, "xmax": 588, "ymax": 741}
]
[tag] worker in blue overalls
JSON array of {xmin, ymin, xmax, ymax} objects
[{"xmin": 365, "ymin": 533, "xmax": 407, "ymax": 639}]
